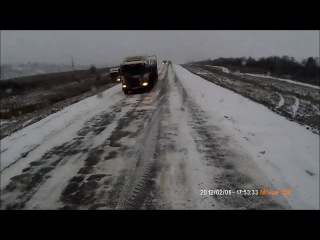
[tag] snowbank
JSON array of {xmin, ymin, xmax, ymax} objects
[{"xmin": 174, "ymin": 64, "xmax": 319, "ymax": 210}]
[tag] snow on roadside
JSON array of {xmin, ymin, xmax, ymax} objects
[
  {"xmin": 0, "ymin": 84, "xmax": 124, "ymax": 172},
  {"xmin": 222, "ymin": 68, "xmax": 320, "ymax": 90},
  {"xmin": 205, "ymin": 65, "xmax": 230, "ymax": 73},
  {"xmin": 21, "ymin": 118, "xmax": 36, "ymax": 128},
  {"xmin": 203, "ymin": 65, "xmax": 320, "ymax": 90},
  {"xmin": 292, "ymin": 97, "xmax": 300, "ymax": 117},
  {"xmin": 238, "ymin": 73, "xmax": 320, "ymax": 90},
  {"xmin": 276, "ymin": 93, "xmax": 285, "ymax": 109},
  {"xmin": 173, "ymin": 64, "xmax": 319, "ymax": 210},
  {"xmin": 0, "ymin": 120, "xmax": 11, "ymax": 127}
]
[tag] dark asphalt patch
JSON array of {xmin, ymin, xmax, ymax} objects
[
  {"xmin": 109, "ymin": 141, "xmax": 122, "ymax": 147},
  {"xmin": 87, "ymin": 174, "xmax": 108, "ymax": 181},
  {"xmin": 62, "ymin": 182, "xmax": 80, "ymax": 196},
  {"xmin": 10, "ymin": 173, "xmax": 31, "ymax": 182},
  {"xmin": 70, "ymin": 175, "xmax": 85, "ymax": 183},
  {"xmin": 22, "ymin": 167, "xmax": 33, "ymax": 172},
  {"xmin": 104, "ymin": 151, "xmax": 118, "ymax": 160},
  {"xmin": 60, "ymin": 179, "xmax": 99, "ymax": 207},
  {"xmin": 84, "ymin": 153, "xmax": 101, "ymax": 167},
  {"xmin": 77, "ymin": 167, "xmax": 94, "ymax": 174},
  {"xmin": 50, "ymin": 159, "xmax": 62, "ymax": 167}
]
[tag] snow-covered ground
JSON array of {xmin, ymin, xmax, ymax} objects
[
  {"xmin": 276, "ymin": 93, "xmax": 285, "ymax": 109},
  {"xmin": 206, "ymin": 65, "xmax": 230, "ymax": 73},
  {"xmin": 174, "ymin": 65, "xmax": 319, "ymax": 209},
  {"xmin": 237, "ymin": 72, "xmax": 320, "ymax": 90},
  {"xmin": 1, "ymin": 64, "xmax": 318, "ymax": 210},
  {"xmin": 207, "ymin": 65, "xmax": 320, "ymax": 90},
  {"xmin": 0, "ymin": 120, "xmax": 13, "ymax": 127},
  {"xmin": 184, "ymin": 64, "xmax": 320, "ymax": 134},
  {"xmin": 0, "ymin": 85, "xmax": 124, "ymax": 172}
]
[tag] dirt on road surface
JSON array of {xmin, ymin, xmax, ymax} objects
[{"xmin": 1, "ymin": 65, "xmax": 290, "ymax": 210}]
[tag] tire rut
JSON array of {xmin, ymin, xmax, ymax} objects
[
  {"xmin": 1, "ymin": 65, "xmax": 172, "ymax": 210},
  {"xmin": 1, "ymin": 99, "xmax": 125, "ymax": 210},
  {"xmin": 172, "ymin": 69, "xmax": 286, "ymax": 209},
  {"xmin": 58, "ymin": 94, "xmax": 153, "ymax": 209},
  {"xmin": 113, "ymin": 67, "xmax": 170, "ymax": 210}
]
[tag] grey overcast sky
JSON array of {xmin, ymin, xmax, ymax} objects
[{"xmin": 1, "ymin": 30, "xmax": 319, "ymax": 66}]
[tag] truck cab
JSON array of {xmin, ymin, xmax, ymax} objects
[
  {"xmin": 110, "ymin": 67, "xmax": 120, "ymax": 82},
  {"xmin": 120, "ymin": 55, "xmax": 158, "ymax": 94}
]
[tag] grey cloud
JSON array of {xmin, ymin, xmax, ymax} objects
[{"xmin": 1, "ymin": 30, "xmax": 319, "ymax": 66}]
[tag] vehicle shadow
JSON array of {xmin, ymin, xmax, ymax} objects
[{"xmin": 127, "ymin": 89, "xmax": 149, "ymax": 95}]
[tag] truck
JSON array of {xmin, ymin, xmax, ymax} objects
[
  {"xmin": 109, "ymin": 67, "xmax": 121, "ymax": 82},
  {"xmin": 120, "ymin": 55, "xmax": 158, "ymax": 94}
]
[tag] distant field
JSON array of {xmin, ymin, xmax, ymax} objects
[
  {"xmin": 182, "ymin": 64, "xmax": 320, "ymax": 134},
  {"xmin": 0, "ymin": 67, "xmax": 118, "ymax": 139},
  {"xmin": 1, "ymin": 68, "xmax": 109, "ymax": 96}
]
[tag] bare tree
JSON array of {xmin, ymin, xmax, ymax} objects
[{"xmin": 90, "ymin": 65, "xmax": 97, "ymax": 74}]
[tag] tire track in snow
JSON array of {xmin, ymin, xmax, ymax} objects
[
  {"xmin": 58, "ymin": 67, "xmax": 170, "ymax": 210},
  {"xmin": 171, "ymin": 67, "xmax": 286, "ymax": 209},
  {"xmin": 114, "ymin": 68, "xmax": 170, "ymax": 210},
  {"xmin": 143, "ymin": 66, "xmax": 215, "ymax": 209},
  {"xmin": 0, "ymin": 99, "xmax": 126, "ymax": 209},
  {"xmin": 58, "ymin": 96, "xmax": 148, "ymax": 209}
]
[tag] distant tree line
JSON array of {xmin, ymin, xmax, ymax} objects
[{"xmin": 193, "ymin": 56, "xmax": 319, "ymax": 86}]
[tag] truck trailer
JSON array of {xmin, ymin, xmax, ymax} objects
[{"xmin": 120, "ymin": 55, "xmax": 158, "ymax": 94}]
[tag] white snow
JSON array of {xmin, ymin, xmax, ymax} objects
[
  {"xmin": 235, "ymin": 71, "xmax": 320, "ymax": 90},
  {"xmin": 1, "ymin": 64, "xmax": 165, "ymax": 174},
  {"xmin": 21, "ymin": 118, "xmax": 35, "ymax": 127},
  {"xmin": 205, "ymin": 65, "xmax": 230, "ymax": 73},
  {"xmin": 276, "ymin": 93, "xmax": 285, "ymax": 109},
  {"xmin": 0, "ymin": 84, "xmax": 124, "ymax": 172},
  {"xmin": 156, "ymin": 72, "xmax": 219, "ymax": 209},
  {"xmin": 204, "ymin": 65, "xmax": 320, "ymax": 90},
  {"xmin": 292, "ymin": 97, "xmax": 300, "ymax": 117},
  {"xmin": 0, "ymin": 120, "xmax": 10, "ymax": 127},
  {"xmin": 173, "ymin": 64, "xmax": 319, "ymax": 210},
  {"xmin": 1, "ymin": 63, "xmax": 317, "ymax": 209}
]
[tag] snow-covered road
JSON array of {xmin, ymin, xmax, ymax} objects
[{"xmin": 1, "ymin": 64, "xmax": 318, "ymax": 209}]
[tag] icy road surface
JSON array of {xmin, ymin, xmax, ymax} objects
[{"xmin": 1, "ymin": 64, "xmax": 318, "ymax": 210}]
